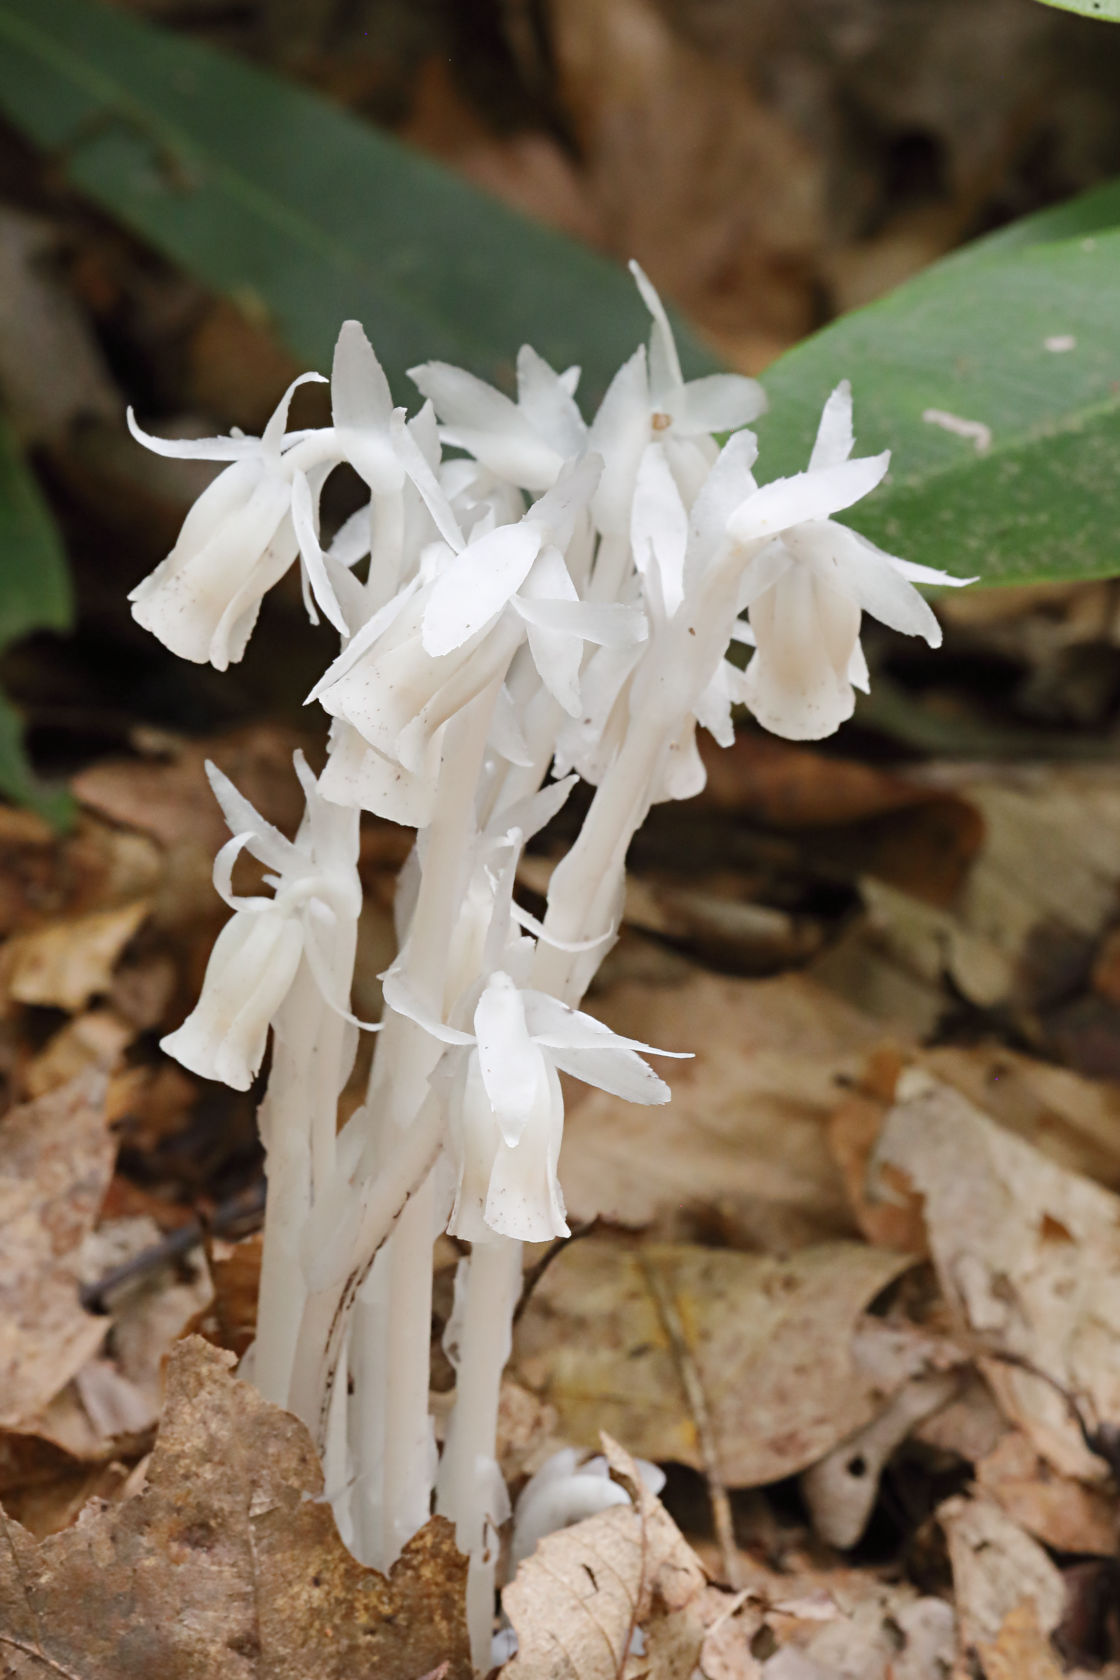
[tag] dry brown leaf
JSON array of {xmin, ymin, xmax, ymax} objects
[
  {"xmin": 513, "ymin": 1237, "xmax": 911, "ymax": 1485},
  {"xmin": 24, "ymin": 1008, "xmax": 133, "ymax": 1097},
  {"xmin": 975, "ymin": 1428, "xmax": 1117, "ymax": 1556},
  {"xmin": 923, "ymin": 1042, "xmax": 1120, "ymax": 1193},
  {"xmin": 562, "ymin": 970, "xmax": 892, "ymax": 1248},
  {"xmin": 502, "ymin": 1433, "xmax": 728, "ymax": 1680},
  {"xmin": 857, "ymin": 765, "xmax": 1120, "ymax": 1015},
  {"xmin": 940, "ymin": 1495, "xmax": 1065, "ymax": 1656},
  {"xmin": 875, "ymin": 1068, "xmax": 1120, "ymax": 1478},
  {"xmin": 0, "ymin": 1338, "xmax": 471, "ymax": 1679},
  {"xmin": 977, "ymin": 1600, "xmax": 1065, "ymax": 1680},
  {"xmin": 547, "ymin": 0, "xmax": 824, "ymax": 358},
  {"xmin": 0, "ymin": 1075, "xmax": 114, "ymax": 1427},
  {"xmin": 5, "ymin": 900, "xmax": 149, "ymax": 1013}
]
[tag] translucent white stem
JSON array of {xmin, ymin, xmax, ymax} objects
[
  {"xmin": 437, "ymin": 1238, "xmax": 522, "ymax": 1668},
  {"xmin": 288, "ymin": 1084, "xmax": 447, "ymax": 1440},
  {"xmin": 252, "ymin": 961, "xmax": 319, "ymax": 1404},
  {"xmin": 532, "ymin": 714, "xmax": 668, "ymax": 1003}
]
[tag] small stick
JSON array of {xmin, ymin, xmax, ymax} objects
[
  {"xmin": 639, "ymin": 1252, "xmax": 741, "ymax": 1589},
  {"xmin": 78, "ymin": 1180, "xmax": 265, "ymax": 1312}
]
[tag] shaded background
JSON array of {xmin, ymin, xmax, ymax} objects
[{"xmin": 3, "ymin": 0, "xmax": 1120, "ymax": 774}]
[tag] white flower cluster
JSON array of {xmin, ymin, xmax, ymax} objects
[{"xmin": 129, "ymin": 264, "xmax": 969, "ymax": 1659}]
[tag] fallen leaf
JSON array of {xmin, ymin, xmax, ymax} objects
[
  {"xmin": 562, "ymin": 970, "xmax": 894, "ymax": 1248},
  {"xmin": 513, "ymin": 1237, "xmax": 911, "ymax": 1485},
  {"xmin": 977, "ymin": 1600, "xmax": 1065, "ymax": 1680},
  {"xmin": 5, "ymin": 900, "xmax": 149, "ymax": 1012},
  {"xmin": 800, "ymin": 1366, "xmax": 962, "ymax": 1548},
  {"xmin": 0, "ymin": 1074, "xmax": 114, "ymax": 1427},
  {"xmin": 0, "ymin": 1338, "xmax": 472, "ymax": 1679},
  {"xmin": 874, "ymin": 1069, "xmax": 1120, "ymax": 1478},
  {"xmin": 24, "ymin": 1008, "xmax": 133, "ymax": 1098},
  {"xmin": 502, "ymin": 1433, "xmax": 727, "ymax": 1680},
  {"xmin": 940, "ymin": 1494, "xmax": 1065, "ymax": 1653},
  {"xmin": 975, "ymin": 1428, "xmax": 1117, "ymax": 1557}
]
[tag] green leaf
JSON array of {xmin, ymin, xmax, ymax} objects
[
  {"xmin": 0, "ymin": 412, "xmax": 74, "ymax": 824},
  {"xmin": 1031, "ymin": 0, "xmax": 1120, "ymax": 18},
  {"xmin": 0, "ymin": 412, "xmax": 73, "ymax": 646},
  {"xmin": 758, "ymin": 229, "xmax": 1120, "ymax": 587},
  {"xmin": 0, "ymin": 0, "xmax": 719, "ymax": 403},
  {"xmin": 934, "ymin": 177, "xmax": 1120, "ymax": 272}
]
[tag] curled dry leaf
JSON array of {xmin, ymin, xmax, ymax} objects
[
  {"xmin": 977, "ymin": 1600, "xmax": 1066, "ymax": 1680},
  {"xmin": 939, "ymin": 1494, "xmax": 1065, "ymax": 1654},
  {"xmin": 975, "ymin": 1428, "xmax": 1117, "ymax": 1557},
  {"xmin": 562, "ymin": 971, "xmax": 890, "ymax": 1248},
  {"xmin": 502, "ymin": 1433, "xmax": 729, "ymax": 1680},
  {"xmin": 800, "ymin": 1366, "xmax": 962, "ymax": 1548},
  {"xmin": 0, "ymin": 1338, "xmax": 471, "ymax": 1680},
  {"xmin": 875, "ymin": 1068, "xmax": 1120, "ymax": 1478},
  {"xmin": 0, "ymin": 1073, "xmax": 114, "ymax": 1428},
  {"xmin": 4, "ymin": 900, "xmax": 150, "ymax": 1013},
  {"xmin": 513, "ymin": 1237, "xmax": 911, "ymax": 1485}
]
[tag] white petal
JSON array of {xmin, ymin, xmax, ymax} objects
[
  {"xmin": 262, "ymin": 371, "xmax": 329, "ymax": 452},
  {"xmin": 482, "ymin": 1061, "xmax": 569, "ymax": 1241},
  {"xmin": 328, "ymin": 503, "xmax": 372, "ymax": 566},
  {"xmin": 743, "ymin": 567, "xmax": 859, "ymax": 741},
  {"xmin": 628, "ymin": 260, "xmax": 682, "ymax": 401},
  {"xmin": 317, "ymin": 722, "xmax": 436, "ymax": 826},
  {"xmin": 331, "ymin": 319, "xmax": 393, "ymax": 432},
  {"xmin": 382, "ymin": 963, "xmax": 474, "ymax": 1045},
  {"xmin": 658, "ymin": 720, "xmax": 708, "ymax": 802},
  {"xmin": 822, "ymin": 526, "xmax": 943, "ymax": 646},
  {"xmin": 688, "ymin": 428, "xmax": 759, "ymax": 557},
  {"xmin": 808, "ymin": 380, "xmax": 854, "ymax": 471},
  {"xmin": 306, "ymin": 574, "xmax": 421, "ymax": 703},
  {"xmin": 390, "ymin": 411, "xmax": 464, "ymax": 550},
  {"xmin": 204, "ymin": 759, "xmax": 299, "ymax": 873},
  {"xmin": 514, "ymin": 596, "xmax": 647, "ymax": 648},
  {"xmin": 521, "ymin": 990, "xmax": 689, "ymax": 1058},
  {"xmin": 161, "ymin": 910, "xmax": 303, "ymax": 1089},
  {"xmin": 587, "ymin": 347, "xmax": 651, "ymax": 536},
  {"xmin": 631, "ymin": 442, "xmax": 688, "ymax": 615},
  {"xmin": 487, "ymin": 773, "xmax": 578, "ymax": 846},
  {"xmin": 516, "ymin": 344, "xmax": 587, "ymax": 456},
  {"xmin": 422, "ymin": 523, "xmax": 543, "ymax": 656},
  {"xmin": 665, "ymin": 372, "xmax": 767, "ymax": 436},
  {"xmin": 891, "ymin": 556, "xmax": 978, "ymax": 589},
  {"xmin": 736, "ymin": 538, "xmax": 795, "ymax": 609},
  {"xmin": 291, "ymin": 471, "xmax": 350, "ymax": 635},
  {"xmin": 728, "ymin": 453, "xmax": 890, "ymax": 544},
  {"xmin": 125, "ymin": 408, "xmax": 252, "ymax": 462},
  {"xmin": 474, "ymin": 972, "xmax": 549, "ymax": 1144}
]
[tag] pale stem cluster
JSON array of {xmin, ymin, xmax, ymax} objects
[{"xmin": 129, "ymin": 266, "xmax": 968, "ymax": 1666}]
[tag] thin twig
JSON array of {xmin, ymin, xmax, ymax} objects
[
  {"xmin": 78, "ymin": 1180, "xmax": 265, "ymax": 1312},
  {"xmin": 639, "ymin": 1252, "xmax": 741, "ymax": 1589},
  {"xmin": 513, "ymin": 1218, "xmax": 600, "ymax": 1326}
]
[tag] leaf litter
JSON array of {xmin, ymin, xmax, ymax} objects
[{"xmin": 2, "ymin": 720, "xmax": 1120, "ymax": 1672}]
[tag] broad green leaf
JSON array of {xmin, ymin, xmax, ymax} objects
[
  {"xmin": 758, "ymin": 230, "xmax": 1120, "ymax": 586},
  {"xmin": 0, "ymin": 0, "xmax": 719, "ymax": 403},
  {"xmin": 1031, "ymin": 0, "xmax": 1120, "ymax": 17},
  {"xmin": 0, "ymin": 412, "xmax": 72, "ymax": 646},
  {"xmin": 934, "ymin": 177, "xmax": 1120, "ymax": 272},
  {"xmin": 0, "ymin": 412, "xmax": 74, "ymax": 823}
]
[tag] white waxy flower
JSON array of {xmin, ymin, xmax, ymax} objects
[
  {"xmin": 388, "ymin": 966, "xmax": 685, "ymax": 1244},
  {"xmin": 410, "ymin": 345, "xmax": 587, "ymax": 492},
  {"xmin": 587, "ymin": 262, "xmax": 766, "ymax": 539},
  {"xmin": 510, "ymin": 1449, "xmax": 665, "ymax": 1571},
  {"xmin": 127, "ymin": 373, "xmax": 327, "ymax": 669},
  {"xmin": 162, "ymin": 753, "xmax": 363, "ymax": 1090},
  {"xmin": 420, "ymin": 457, "xmax": 645, "ymax": 716},
  {"xmin": 730, "ymin": 381, "xmax": 973, "ymax": 741}
]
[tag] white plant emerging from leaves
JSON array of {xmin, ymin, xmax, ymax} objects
[{"xmin": 129, "ymin": 264, "xmax": 969, "ymax": 1666}]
